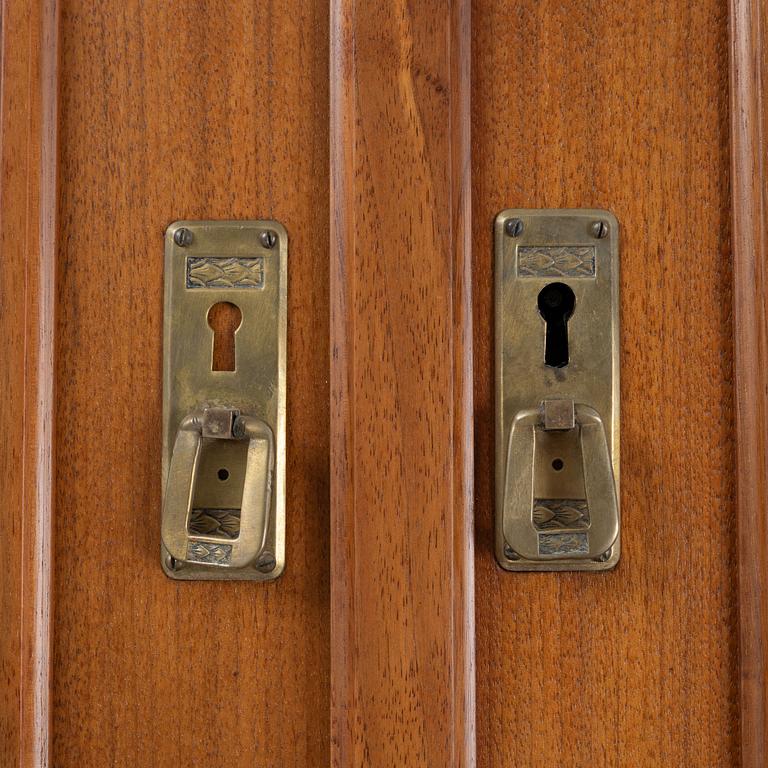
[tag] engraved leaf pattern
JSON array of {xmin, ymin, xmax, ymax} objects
[
  {"xmin": 538, "ymin": 532, "xmax": 589, "ymax": 555},
  {"xmin": 187, "ymin": 541, "xmax": 233, "ymax": 565},
  {"xmin": 533, "ymin": 499, "xmax": 589, "ymax": 530},
  {"xmin": 517, "ymin": 246, "xmax": 596, "ymax": 278},
  {"xmin": 189, "ymin": 508, "xmax": 241, "ymax": 539},
  {"xmin": 187, "ymin": 257, "xmax": 264, "ymax": 289}
]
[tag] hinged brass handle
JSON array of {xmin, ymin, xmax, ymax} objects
[
  {"xmin": 502, "ymin": 400, "xmax": 618, "ymax": 563},
  {"xmin": 162, "ymin": 407, "xmax": 274, "ymax": 570}
]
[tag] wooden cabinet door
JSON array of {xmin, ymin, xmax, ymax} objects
[
  {"xmin": 471, "ymin": 2, "xmax": 739, "ymax": 765},
  {"xmin": 2, "ymin": 0, "xmax": 766, "ymax": 766},
  {"xmin": 1, "ymin": 1, "xmax": 330, "ymax": 766},
  {"xmin": 328, "ymin": 0, "xmax": 766, "ymax": 765},
  {"xmin": 470, "ymin": 2, "xmax": 768, "ymax": 765}
]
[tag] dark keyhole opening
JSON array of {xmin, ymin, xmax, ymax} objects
[
  {"xmin": 207, "ymin": 302, "xmax": 242, "ymax": 372},
  {"xmin": 537, "ymin": 282, "xmax": 576, "ymax": 368}
]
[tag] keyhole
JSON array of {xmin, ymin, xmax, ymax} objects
[
  {"xmin": 207, "ymin": 302, "xmax": 242, "ymax": 372},
  {"xmin": 537, "ymin": 282, "xmax": 575, "ymax": 368}
]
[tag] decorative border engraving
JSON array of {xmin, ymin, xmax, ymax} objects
[
  {"xmin": 189, "ymin": 508, "xmax": 241, "ymax": 539},
  {"xmin": 187, "ymin": 541, "xmax": 233, "ymax": 565},
  {"xmin": 538, "ymin": 532, "xmax": 589, "ymax": 556},
  {"xmin": 533, "ymin": 499, "xmax": 590, "ymax": 530},
  {"xmin": 517, "ymin": 246, "xmax": 596, "ymax": 278},
  {"xmin": 186, "ymin": 256, "xmax": 265, "ymax": 289}
]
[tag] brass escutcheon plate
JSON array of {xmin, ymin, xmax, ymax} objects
[
  {"xmin": 495, "ymin": 209, "xmax": 620, "ymax": 572},
  {"xmin": 162, "ymin": 221, "xmax": 287, "ymax": 581}
]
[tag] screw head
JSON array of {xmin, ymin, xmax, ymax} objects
[
  {"xmin": 165, "ymin": 554, "xmax": 181, "ymax": 572},
  {"xmin": 594, "ymin": 547, "xmax": 613, "ymax": 563},
  {"xmin": 260, "ymin": 230, "xmax": 277, "ymax": 249},
  {"xmin": 173, "ymin": 227, "xmax": 193, "ymax": 247},
  {"xmin": 256, "ymin": 552, "xmax": 277, "ymax": 573},
  {"xmin": 591, "ymin": 220, "xmax": 608, "ymax": 239},
  {"xmin": 505, "ymin": 218, "xmax": 524, "ymax": 237},
  {"xmin": 503, "ymin": 545, "xmax": 520, "ymax": 561}
]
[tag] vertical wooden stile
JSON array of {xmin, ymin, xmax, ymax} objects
[
  {"xmin": 730, "ymin": 0, "xmax": 768, "ymax": 764},
  {"xmin": 329, "ymin": 1, "xmax": 475, "ymax": 766},
  {"xmin": 0, "ymin": 0, "xmax": 59, "ymax": 765}
]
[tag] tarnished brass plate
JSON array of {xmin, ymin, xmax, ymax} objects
[
  {"xmin": 495, "ymin": 209, "xmax": 620, "ymax": 572},
  {"xmin": 162, "ymin": 221, "xmax": 286, "ymax": 581}
]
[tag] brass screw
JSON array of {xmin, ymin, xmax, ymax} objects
[
  {"xmin": 503, "ymin": 545, "xmax": 520, "ymax": 561},
  {"xmin": 256, "ymin": 552, "xmax": 277, "ymax": 573},
  {"xmin": 505, "ymin": 218, "xmax": 524, "ymax": 237},
  {"xmin": 165, "ymin": 554, "xmax": 181, "ymax": 571},
  {"xmin": 260, "ymin": 230, "xmax": 277, "ymax": 249},
  {"xmin": 173, "ymin": 227, "xmax": 193, "ymax": 247},
  {"xmin": 591, "ymin": 220, "xmax": 608, "ymax": 239},
  {"xmin": 594, "ymin": 547, "xmax": 613, "ymax": 563}
]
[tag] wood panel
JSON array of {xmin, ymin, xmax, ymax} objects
[
  {"xmin": 730, "ymin": 0, "xmax": 768, "ymax": 764},
  {"xmin": 329, "ymin": 1, "xmax": 475, "ymax": 766},
  {"xmin": 471, "ymin": 1, "xmax": 739, "ymax": 766},
  {"xmin": 0, "ymin": 0, "xmax": 58, "ymax": 765},
  {"xmin": 53, "ymin": 2, "xmax": 329, "ymax": 766}
]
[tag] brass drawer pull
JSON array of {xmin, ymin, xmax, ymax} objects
[
  {"xmin": 162, "ymin": 408, "xmax": 274, "ymax": 570},
  {"xmin": 502, "ymin": 400, "xmax": 618, "ymax": 563}
]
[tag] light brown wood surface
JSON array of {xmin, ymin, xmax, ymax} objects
[
  {"xmin": 0, "ymin": 0, "xmax": 58, "ymax": 765},
  {"xmin": 52, "ymin": 2, "xmax": 330, "ymax": 766},
  {"xmin": 1, "ymin": 0, "xmax": 759, "ymax": 765},
  {"xmin": 730, "ymin": 0, "xmax": 768, "ymax": 764},
  {"xmin": 329, "ymin": 0, "xmax": 475, "ymax": 765},
  {"xmin": 471, "ymin": 1, "xmax": 739, "ymax": 766}
]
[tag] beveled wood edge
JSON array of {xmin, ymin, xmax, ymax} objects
[
  {"xmin": 328, "ymin": 0, "xmax": 356, "ymax": 761},
  {"xmin": 729, "ymin": 0, "xmax": 768, "ymax": 765},
  {"xmin": 449, "ymin": 0, "xmax": 477, "ymax": 761},
  {"xmin": 22, "ymin": 0, "xmax": 58, "ymax": 762},
  {"xmin": 0, "ymin": 0, "xmax": 59, "ymax": 765},
  {"xmin": 328, "ymin": 0, "xmax": 475, "ymax": 764}
]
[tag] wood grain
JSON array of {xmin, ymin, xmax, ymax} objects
[
  {"xmin": 0, "ymin": 0, "xmax": 58, "ymax": 765},
  {"xmin": 472, "ymin": 1, "xmax": 739, "ymax": 766},
  {"xmin": 730, "ymin": 0, "xmax": 768, "ymax": 764},
  {"xmin": 329, "ymin": 1, "xmax": 475, "ymax": 766},
  {"xmin": 53, "ymin": 2, "xmax": 329, "ymax": 766}
]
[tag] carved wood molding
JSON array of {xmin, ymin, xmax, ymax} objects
[
  {"xmin": 329, "ymin": 1, "xmax": 475, "ymax": 765},
  {"xmin": 730, "ymin": 0, "xmax": 768, "ymax": 764},
  {"xmin": 0, "ymin": 0, "xmax": 59, "ymax": 765}
]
